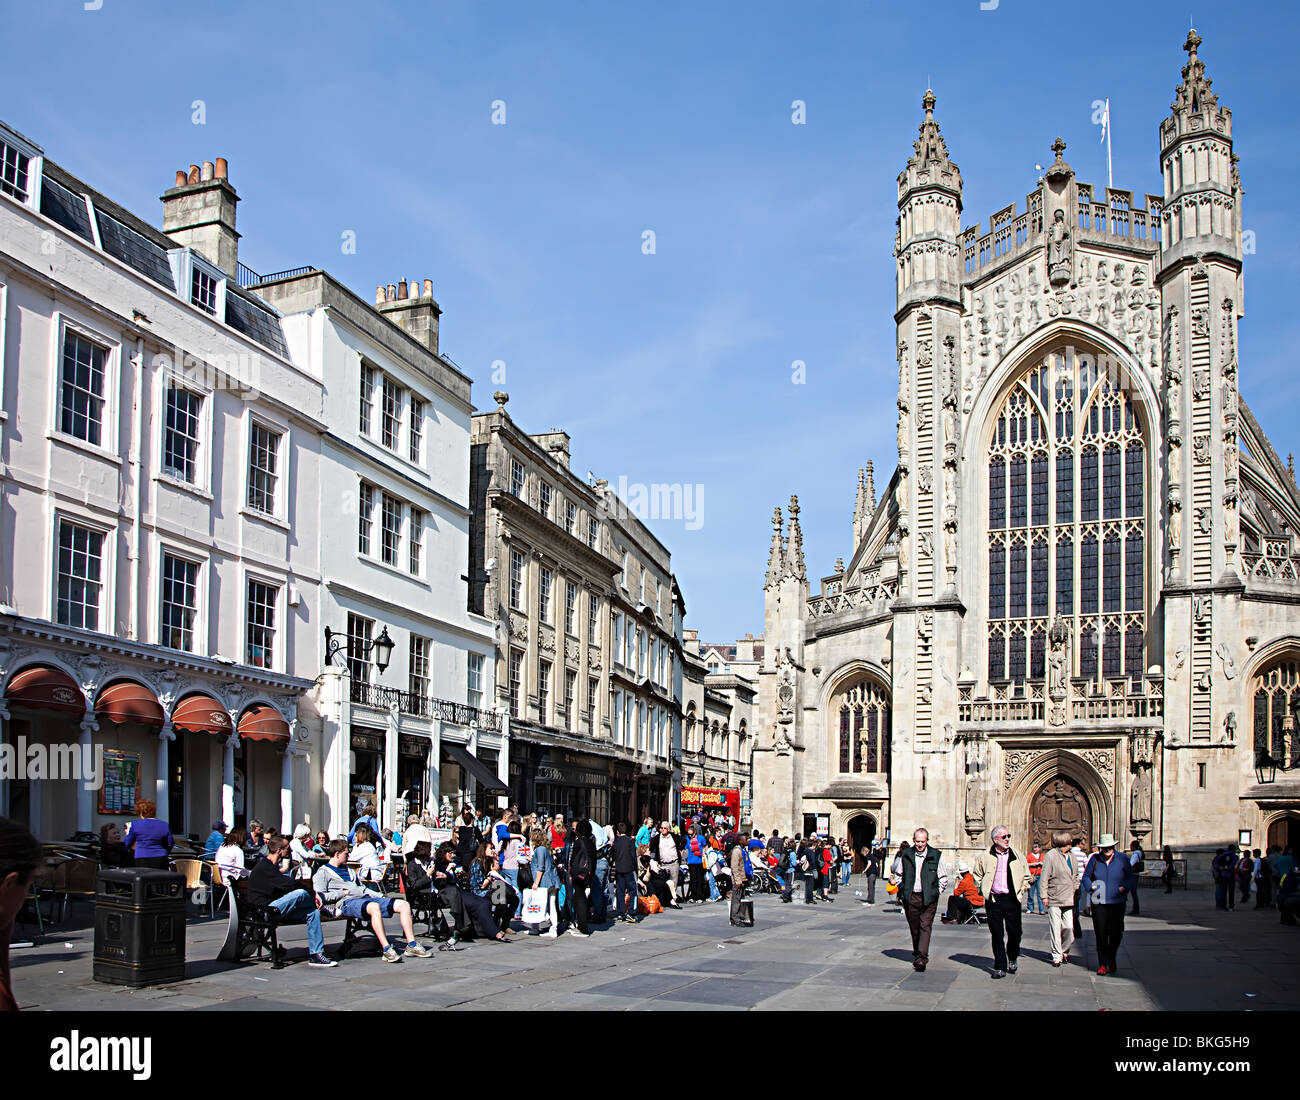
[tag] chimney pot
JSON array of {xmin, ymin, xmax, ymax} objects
[
  {"xmin": 387, "ymin": 284, "xmax": 397, "ymax": 302},
  {"xmin": 214, "ymin": 157, "xmax": 228, "ymax": 179},
  {"xmin": 174, "ymin": 169, "xmax": 187, "ymax": 187},
  {"xmin": 397, "ymin": 278, "xmax": 408, "ymax": 299},
  {"xmin": 201, "ymin": 161, "xmax": 214, "ymax": 181},
  {"xmin": 375, "ymin": 286, "xmax": 386, "ymax": 306},
  {"xmin": 408, "ymin": 278, "xmax": 419, "ymax": 300},
  {"xmin": 188, "ymin": 165, "xmax": 200, "ymax": 184},
  {"xmin": 422, "ymin": 278, "xmax": 433, "ymax": 298}
]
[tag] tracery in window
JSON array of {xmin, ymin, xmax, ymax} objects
[
  {"xmin": 1252, "ymin": 659, "xmax": 1299, "ymax": 763},
  {"xmin": 986, "ymin": 345, "xmax": 1147, "ymax": 685},
  {"xmin": 831, "ymin": 678, "xmax": 891, "ymax": 775}
]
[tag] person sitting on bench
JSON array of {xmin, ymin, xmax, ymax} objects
[
  {"xmin": 246, "ymin": 836, "xmax": 336, "ymax": 967},
  {"xmin": 941, "ymin": 861, "xmax": 984, "ymax": 924},
  {"xmin": 404, "ymin": 841, "xmax": 460, "ymax": 946},
  {"xmin": 312, "ymin": 840, "xmax": 428, "ymax": 962}
]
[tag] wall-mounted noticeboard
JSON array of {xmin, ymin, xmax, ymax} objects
[{"xmin": 98, "ymin": 750, "xmax": 142, "ymax": 815}]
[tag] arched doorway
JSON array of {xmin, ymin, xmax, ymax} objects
[
  {"xmin": 1028, "ymin": 775, "xmax": 1092, "ymax": 850},
  {"xmin": 1268, "ymin": 813, "xmax": 1300, "ymax": 852},
  {"xmin": 847, "ymin": 814, "xmax": 877, "ymax": 873}
]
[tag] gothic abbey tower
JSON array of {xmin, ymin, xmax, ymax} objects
[{"xmin": 754, "ymin": 31, "xmax": 1300, "ymax": 864}]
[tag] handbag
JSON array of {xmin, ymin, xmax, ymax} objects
[{"xmin": 638, "ymin": 894, "xmax": 662, "ymax": 915}]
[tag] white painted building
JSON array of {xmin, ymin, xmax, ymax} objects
[
  {"xmin": 0, "ymin": 127, "xmax": 325, "ymax": 841},
  {"xmin": 253, "ymin": 273, "xmax": 500, "ymax": 833}
]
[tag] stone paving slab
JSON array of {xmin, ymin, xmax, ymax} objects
[{"xmin": 10, "ymin": 881, "xmax": 1298, "ymax": 1011}]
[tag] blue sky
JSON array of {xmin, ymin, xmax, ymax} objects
[{"xmin": 4, "ymin": 0, "xmax": 1298, "ymax": 642}]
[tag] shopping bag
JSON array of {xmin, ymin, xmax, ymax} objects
[
  {"xmin": 638, "ymin": 894, "xmax": 662, "ymax": 916},
  {"xmin": 521, "ymin": 888, "xmax": 550, "ymax": 926}
]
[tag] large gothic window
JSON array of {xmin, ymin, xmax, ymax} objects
[
  {"xmin": 986, "ymin": 345, "xmax": 1147, "ymax": 685},
  {"xmin": 832, "ymin": 678, "xmax": 891, "ymax": 775},
  {"xmin": 1253, "ymin": 659, "xmax": 1299, "ymax": 765}
]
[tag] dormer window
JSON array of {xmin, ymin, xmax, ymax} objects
[
  {"xmin": 0, "ymin": 125, "xmax": 41, "ymax": 208},
  {"xmin": 169, "ymin": 249, "xmax": 227, "ymax": 319},
  {"xmin": 191, "ymin": 265, "xmax": 218, "ymax": 314}
]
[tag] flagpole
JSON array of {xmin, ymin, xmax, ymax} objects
[{"xmin": 1105, "ymin": 97, "xmax": 1113, "ymax": 190}]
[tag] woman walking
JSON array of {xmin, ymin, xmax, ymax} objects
[
  {"xmin": 1080, "ymin": 834, "xmax": 1136, "ymax": 976},
  {"xmin": 1161, "ymin": 844, "xmax": 1175, "ymax": 894},
  {"xmin": 1039, "ymin": 831, "xmax": 1078, "ymax": 966},
  {"xmin": 685, "ymin": 826, "xmax": 708, "ymax": 903},
  {"xmin": 567, "ymin": 820, "xmax": 598, "ymax": 937},
  {"xmin": 528, "ymin": 827, "xmax": 564, "ymax": 937}
]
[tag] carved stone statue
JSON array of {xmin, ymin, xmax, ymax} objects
[
  {"xmin": 1131, "ymin": 766, "xmax": 1152, "ymax": 826},
  {"xmin": 1048, "ymin": 618, "xmax": 1070, "ymax": 699},
  {"xmin": 1048, "ymin": 208, "xmax": 1072, "ymax": 287}
]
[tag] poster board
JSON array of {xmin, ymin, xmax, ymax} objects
[
  {"xmin": 98, "ymin": 749, "xmax": 142, "ymax": 815},
  {"xmin": 679, "ymin": 786, "xmax": 741, "ymax": 826}
]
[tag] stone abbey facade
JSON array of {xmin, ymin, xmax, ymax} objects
[{"xmin": 754, "ymin": 30, "xmax": 1300, "ymax": 866}]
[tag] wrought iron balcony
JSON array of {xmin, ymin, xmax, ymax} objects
[{"xmin": 349, "ymin": 679, "xmax": 501, "ymax": 731}]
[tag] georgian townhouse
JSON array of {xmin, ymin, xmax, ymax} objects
[{"xmin": 0, "ymin": 126, "xmax": 325, "ymax": 841}]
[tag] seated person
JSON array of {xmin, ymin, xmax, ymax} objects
[
  {"xmin": 638, "ymin": 853, "xmax": 680, "ymax": 910},
  {"xmin": 404, "ymin": 841, "xmax": 459, "ymax": 946},
  {"xmin": 99, "ymin": 822, "xmax": 132, "ymax": 868},
  {"xmin": 246, "ymin": 836, "xmax": 336, "ymax": 967},
  {"xmin": 433, "ymin": 841, "xmax": 508, "ymax": 942},
  {"xmin": 349, "ymin": 823, "xmax": 384, "ymax": 884},
  {"xmin": 244, "ymin": 820, "xmax": 268, "ymax": 863},
  {"xmin": 312, "ymin": 840, "xmax": 427, "ymax": 962},
  {"xmin": 202, "ymin": 820, "xmax": 227, "ymax": 859},
  {"xmin": 469, "ymin": 848, "xmax": 516, "ymax": 934},
  {"xmin": 941, "ymin": 861, "xmax": 985, "ymax": 923},
  {"xmin": 215, "ymin": 827, "xmax": 249, "ymax": 886}
]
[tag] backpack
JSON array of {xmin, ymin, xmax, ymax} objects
[
  {"xmin": 570, "ymin": 841, "xmax": 594, "ymax": 881},
  {"xmin": 742, "ymin": 849, "xmax": 753, "ymax": 877},
  {"xmin": 1131, "ymin": 852, "xmax": 1145, "ymax": 875}
]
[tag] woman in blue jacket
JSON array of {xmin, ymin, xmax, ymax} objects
[
  {"xmin": 1080, "ymin": 834, "xmax": 1136, "ymax": 976},
  {"xmin": 528, "ymin": 827, "xmax": 563, "ymax": 937}
]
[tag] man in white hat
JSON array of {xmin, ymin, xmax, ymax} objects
[{"xmin": 1079, "ymin": 833, "xmax": 1136, "ymax": 976}]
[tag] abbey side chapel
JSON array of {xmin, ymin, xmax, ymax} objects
[{"xmin": 753, "ymin": 31, "xmax": 1300, "ymax": 867}]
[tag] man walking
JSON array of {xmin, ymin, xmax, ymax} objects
[
  {"xmin": 1081, "ymin": 834, "xmax": 1136, "ymax": 976},
  {"xmin": 972, "ymin": 825, "xmax": 1030, "ymax": 979},
  {"xmin": 895, "ymin": 828, "xmax": 946, "ymax": 972},
  {"xmin": 1212, "ymin": 846, "xmax": 1237, "ymax": 911},
  {"xmin": 1127, "ymin": 841, "xmax": 1144, "ymax": 916},
  {"xmin": 610, "ymin": 822, "xmax": 639, "ymax": 923},
  {"xmin": 1039, "ymin": 831, "xmax": 1077, "ymax": 966},
  {"xmin": 654, "ymin": 821, "xmax": 682, "ymax": 900}
]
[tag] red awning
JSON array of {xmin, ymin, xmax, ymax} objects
[
  {"xmin": 237, "ymin": 704, "xmax": 290, "ymax": 743},
  {"xmin": 5, "ymin": 665, "xmax": 85, "ymax": 715},
  {"xmin": 171, "ymin": 693, "xmax": 232, "ymax": 736},
  {"xmin": 96, "ymin": 681, "xmax": 164, "ymax": 729}
]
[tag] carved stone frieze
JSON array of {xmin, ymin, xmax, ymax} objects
[{"xmin": 1004, "ymin": 748, "xmax": 1045, "ymax": 791}]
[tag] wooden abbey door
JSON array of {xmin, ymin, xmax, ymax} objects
[{"xmin": 1029, "ymin": 776, "xmax": 1092, "ymax": 850}]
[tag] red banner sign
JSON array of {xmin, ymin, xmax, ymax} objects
[{"xmin": 679, "ymin": 786, "xmax": 740, "ymax": 816}]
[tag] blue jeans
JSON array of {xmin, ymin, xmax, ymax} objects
[
  {"xmin": 503, "ymin": 867, "xmax": 521, "ymax": 916},
  {"xmin": 592, "ymin": 859, "xmax": 609, "ymax": 921},
  {"xmin": 268, "ymin": 889, "xmax": 325, "ymax": 955},
  {"xmin": 841, "ymin": 864, "xmax": 852, "ymax": 886},
  {"xmin": 707, "ymin": 870, "xmax": 720, "ymax": 900},
  {"xmin": 616, "ymin": 871, "xmax": 638, "ymax": 918},
  {"xmin": 1027, "ymin": 877, "xmax": 1043, "ymax": 912}
]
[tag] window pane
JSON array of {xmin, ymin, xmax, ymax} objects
[
  {"xmin": 246, "ymin": 580, "xmax": 277, "ymax": 668},
  {"xmin": 989, "ymin": 544, "xmax": 1005, "ymax": 618},
  {"xmin": 57, "ymin": 522, "xmax": 103, "ymax": 630},
  {"xmin": 358, "ymin": 482, "xmax": 374, "ymax": 555},
  {"xmin": 1103, "ymin": 444, "xmax": 1122, "ymax": 519},
  {"xmin": 1081, "ymin": 534, "xmax": 1099, "ymax": 614},
  {"xmin": 381, "ymin": 494, "xmax": 401, "ymax": 565},
  {"xmin": 247, "ymin": 424, "xmax": 280, "ymax": 514},
  {"xmin": 1125, "ymin": 531, "xmax": 1143, "ymax": 610},
  {"xmin": 1081, "ymin": 446, "xmax": 1098, "ymax": 521},
  {"xmin": 1080, "ymin": 623, "xmax": 1098, "ymax": 679},
  {"xmin": 1009, "ymin": 542, "xmax": 1027, "ymax": 618},
  {"xmin": 1031, "ymin": 537, "xmax": 1048, "ymax": 617},
  {"xmin": 1055, "ymin": 450, "xmax": 1073, "ymax": 524},
  {"xmin": 1124, "ymin": 624, "xmax": 1144, "ymax": 681},
  {"xmin": 408, "ymin": 397, "xmax": 424, "ymax": 464},
  {"xmin": 60, "ymin": 333, "xmax": 106, "ymax": 445},
  {"xmin": 382, "ymin": 376, "xmax": 401, "ymax": 449},
  {"xmin": 1030, "ymin": 628, "xmax": 1046, "ymax": 680},
  {"xmin": 988, "ymin": 633, "xmax": 1005, "ymax": 680},
  {"xmin": 1009, "ymin": 455, "xmax": 1027, "ymax": 528},
  {"xmin": 1031, "ymin": 451, "xmax": 1048, "ymax": 526},
  {"xmin": 1009, "ymin": 632, "xmax": 1026, "ymax": 683},
  {"xmin": 1055, "ymin": 536, "xmax": 1074, "ymax": 615},
  {"xmin": 1125, "ymin": 443, "xmax": 1143, "ymax": 517},
  {"xmin": 1103, "ymin": 533, "xmax": 1121, "ymax": 613},
  {"xmin": 1102, "ymin": 624, "xmax": 1122, "ymax": 677},
  {"xmin": 164, "ymin": 387, "xmax": 201, "ymax": 482},
  {"xmin": 161, "ymin": 553, "xmax": 198, "ymax": 651},
  {"xmin": 989, "ymin": 458, "xmax": 1005, "ymax": 529},
  {"xmin": 852, "ymin": 706, "xmax": 863, "ymax": 773}
]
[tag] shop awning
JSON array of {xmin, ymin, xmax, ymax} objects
[
  {"xmin": 5, "ymin": 665, "xmax": 85, "ymax": 715},
  {"xmin": 171, "ymin": 693, "xmax": 233, "ymax": 736},
  {"xmin": 95, "ymin": 681, "xmax": 164, "ymax": 729},
  {"xmin": 441, "ymin": 742, "xmax": 509, "ymax": 794},
  {"xmin": 237, "ymin": 704, "xmax": 290, "ymax": 743}
]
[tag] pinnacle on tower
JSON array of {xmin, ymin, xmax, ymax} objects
[
  {"xmin": 1173, "ymin": 27, "xmax": 1217, "ymax": 113},
  {"xmin": 765, "ymin": 506, "xmax": 786, "ymax": 588},
  {"xmin": 864, "ymin": 460, "xmax": 876, "ymax": 520},
  {"xmin": 786, "ymin": 494, "xmax": 807, "ymax": 583},
  {"xmin": 908, "ymin": 89, "xmax": 958, "ymax": 175}
]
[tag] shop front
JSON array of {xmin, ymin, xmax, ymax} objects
[
  {"xmin": 397, "ymin": 734, "xmax": 431, "ymax": 816},
  {"xmin": 349, "ymin": 726, "xmax": 385, "ymax": 820},
  {"xmin": 509, "ymin": 741, "xmax": 612, "ymax": 824}
]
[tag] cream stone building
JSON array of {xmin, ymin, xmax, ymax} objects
[
  {"xmin": 681, "ymin": 630, "xmax": 757, "ymax": 822},
  {"xmin": 754, "ymin": 31, "xmax": 1300, "ymax": 866}
]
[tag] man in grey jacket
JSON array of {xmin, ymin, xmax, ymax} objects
[{"xmin": 313, "ymin": 840, "xmax": 428, "ymax": 963}]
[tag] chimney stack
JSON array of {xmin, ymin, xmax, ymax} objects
[
  {"xmin": 162, "ymin": 157, "xmax": 240, "ymax": 277},
  {"xmin": 375, "ymin": 274, "xmax": 441, "ymax": 354}
]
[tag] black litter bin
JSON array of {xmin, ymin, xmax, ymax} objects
[{"xmin": 93, "ymin": 867, "xmax": 187, "ymax": 987}]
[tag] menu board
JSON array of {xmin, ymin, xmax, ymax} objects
[{"xmin": 98, "ymin": 750, "xmax": 142, "ymax": 815}]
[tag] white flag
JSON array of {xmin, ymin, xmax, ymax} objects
[{"xmin": 1099, "ymin": 98, "xmax": 1110, "ymax": 144}]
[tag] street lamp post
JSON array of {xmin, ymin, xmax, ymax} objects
[{"xmin": 324, "ymin": 624, "xmax": 395, "ymax": 675}]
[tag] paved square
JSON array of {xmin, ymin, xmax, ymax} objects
[{"xmin": 10, "ymin": 879, "xmax": 1298, "ymax": 1011}]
